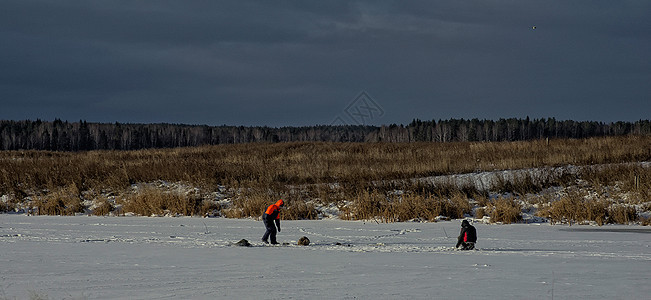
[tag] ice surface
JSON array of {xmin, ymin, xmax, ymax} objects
[{"xmin": 1, "ymin": 215, "xmax": 649, "ymax": 299}]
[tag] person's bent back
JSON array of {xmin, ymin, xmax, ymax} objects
[{"xmin": 262, "ymin": 199, "xmax": 284, "ymax": 244}]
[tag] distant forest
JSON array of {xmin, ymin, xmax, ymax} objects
[{"xmin": 1, "ymin": 118, "xmax": 650, "ymax": 151}]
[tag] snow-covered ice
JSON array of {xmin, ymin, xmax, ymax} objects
[{"xmin": 1, "ymin": 215, "xmax": 649, "ymax": 299}]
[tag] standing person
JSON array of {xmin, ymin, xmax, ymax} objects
[
  {"xmin": 262, "ymin": 199, "xmax": 284, "ymax": 245},
  {"xmin": 456, "ymin": 220, "xmax": 477, "ymax": 250}
]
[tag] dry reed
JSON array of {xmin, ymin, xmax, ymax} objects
[{"xmin": 0, "ymin": 136, "xmax": 648, "ymax": 222}]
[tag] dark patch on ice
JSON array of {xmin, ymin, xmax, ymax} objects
[
  {"xmin": 298, "ymin": 236, "xmax": 310, "ymax": 246},
  {"xmin": 81, "ymin": 239, "xmax": 109, "ymax": 243},
  {"xmin": 559, "ymin": 227, "xmax": 651, "ymax": 234},
  {"xmin": 235, "ymin": 239, "xmax": 252, "ymax": 247},
  {"xmin": 480, "ymin": 248, "xmax": 573, "ymax": 252}
]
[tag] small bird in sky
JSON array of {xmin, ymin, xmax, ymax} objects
[{"xmin": 532, "ymin": 26, "xmax": 537, "ymax": 30}]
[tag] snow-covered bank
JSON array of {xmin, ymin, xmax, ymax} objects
[
  {"xmin": 3, "ymin": 162, "xmax": 650, "ymax": 226},
  {"xmin": 1, "ymin": 215, "xmax": 649, "ymax": 299},
  {"xmin": 416, "ymin": 161, "xmax": 651, "ymax": 191}
]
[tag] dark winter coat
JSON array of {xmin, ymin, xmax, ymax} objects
[{"xmin": 456, "ymin": 221, "xmax": 477, "ymax": 248}]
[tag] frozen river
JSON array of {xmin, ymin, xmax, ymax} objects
[{"xmin": 1, "ymin": 215, "xmax": 649, "ymax": 299}]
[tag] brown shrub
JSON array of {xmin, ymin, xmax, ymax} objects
[
  {"xmin": 475, "ymin": 207, "xmax": 486, "ymax": 219},
  {"xmin": 386, "ymin": 193, "xmax": 469, "ymax": 222},
  {"xmin": 347, "ymin": 189, "xmax": 388, "ymax": 221},
  {"xmin": 585, "ymin": 200, "xmax": 609, "ymax": 226},
  {"xmin": 389, "ymin": 194, "xmax": 434, "ymax": 222},
  {"xmin": 200, "ymin": 200, "xmax": 222, "ymax": 217},
  {"xmin": 0, "ymin": 195, "xmax": 16, "ymax": 212},
  {"xmin": 474, "ymin": 193, "xmax": 490, "ymax": 207},
  {"xmin": 487, "ymin": 196, "xmax": 522, "ymax": 224},
  {"xmin": 34, "ymin": 184, "xmax": 84, "ymax": 216},
  {"xmin": 34, "ymin": 198, "xmax": 65, "ymax": 215},
  {"xmin": 450, "ymin": 192, "xmax": 472, "ymax": 216},
  {"xmin": 223, "ymin": 191, "xmax": 272, "ymax": 219},
  {"xmin": 92, "ymin": 197, "xmax": 113, "ymax": 216},
  {"xmin": 537, "ymin": 191, "xmax": 579, "ymax": 225},
  {"xmin": 120, "ymin": 186, "xmax": 202, "ymax": 216},
  {"xmin": 283, "ymin": 199, "xmax": 318, "ymax": 220},
  {"xmin": 345, "ymin": 190, "xmax": 469, "ymax": 222},
  {"xmin": 641, "ymin": 217, "xmax": 651, "ymax": 226},
  {"xmin": 608, "ymin": 205, "xmax": 638, "ymax": 224},
  {"xmin": 537, "ymin": 190, "xmax": 610, "ymax": 225}
]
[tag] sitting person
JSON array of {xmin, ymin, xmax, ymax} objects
[{"xmin": 455, "ymin": 220, "xmax": 477, "ymax": 250}]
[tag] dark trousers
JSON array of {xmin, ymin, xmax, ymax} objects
[
  {"xmin": 262, "ymin": 217, "xmax": 277, "ymax": 244},
  {"xmin": 459, "ymin": 242, "xmax": 475, "ymax": 250}
]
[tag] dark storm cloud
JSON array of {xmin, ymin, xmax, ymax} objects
[{"xmin": 1, "ymin": 1, "xmax": 649, "ymax": 126}]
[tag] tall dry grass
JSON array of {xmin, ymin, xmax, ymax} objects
[
  {"xmin": 536, "ymin": 188, "xmax": 641, "ymax": 226},
  {"xmin": 32, "ymin": 183, "xmax": 84, "ymax": 216},
  {"xmin": 486, "ymin": 196, "xmax": 523, "ymax": 224},
  {"xmin": 0, "ymin": 136, "xmax": 649, "ymax": 222},
  {"xmin": 118, "ymin": 185, "xmax": 203, "ymax": 217},
  {"xmin": 2, "ymin": 136, "xmax": 649, "ymax": 194}
]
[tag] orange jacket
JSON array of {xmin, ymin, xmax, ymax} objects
[{"xmin": 264, "ymin": 199, "xmax": 284, "ymax": 219}]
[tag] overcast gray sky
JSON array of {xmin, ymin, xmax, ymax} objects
[{"xmin": 1, "ymin": 1, "xmax": 649, "ymax": 126}]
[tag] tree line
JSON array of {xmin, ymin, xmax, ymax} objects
[{"xmin": 1, "ymin": 118, "xmax": 649, "ymax": 151}]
